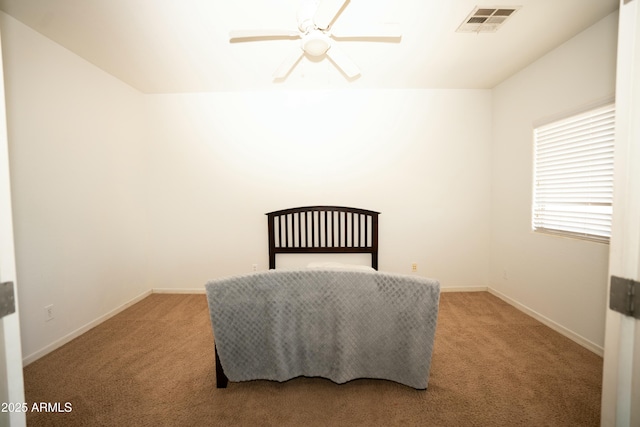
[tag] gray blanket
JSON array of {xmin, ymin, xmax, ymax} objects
[{"xmin": 205, "ymin": 269, "xmax": 440, "ymax": 389}]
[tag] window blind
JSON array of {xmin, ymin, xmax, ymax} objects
[{"xmin": 532, "ymin": 102, "xmax": 615, "ymax": 243}]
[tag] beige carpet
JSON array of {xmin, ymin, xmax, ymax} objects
[{"xmin": 23, "ymin": 292, "xmax": 602, "ymax": 426}]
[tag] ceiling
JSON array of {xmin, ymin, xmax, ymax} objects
[{"xmin": 0, "ymin": 0, "xmax": 619, "ymax": 94}]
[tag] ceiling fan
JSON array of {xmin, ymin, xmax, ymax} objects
[{"xmin": 229, "ymin": 0, "xmax": 401, "ymax": 79}]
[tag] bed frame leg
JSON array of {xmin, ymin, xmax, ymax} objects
[{"xmin": 215, "ymin": 344, "xmax": 228, "ymax": 388}]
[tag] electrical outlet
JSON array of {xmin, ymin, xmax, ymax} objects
[
  {"xmin": 252, "ymin": 264, "xmax": 258, "ymax": 272},
  {"xmin": 45, "ymin": 304, "xmax": 54, "ymax": 322},
  {"xmin": 411, "ymin": 263, "xmax": 417, "ymax": 272}
]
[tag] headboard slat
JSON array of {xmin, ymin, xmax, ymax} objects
[
  {"xmin": 266, "ymin": 206, "xmax": 380, "ymax": 270},
  {"xmin": 311, "ymin": 211, "xmax": 316, "ymax": 248},
  {"xmin": 297, "ymin": 212, "xmax": 302, "ymax": 248},
  {"xmin": 338, "ymin": 212, "xmax": 342, "ymax": 247}
]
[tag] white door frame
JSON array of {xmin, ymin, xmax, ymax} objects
[
  {"xmin": 0, "ymin": 21, "xmax": 27, "ymax": 427},
  {"xmin": 601, "ymin": 0, "xmax": 640, "ymax": 425}
]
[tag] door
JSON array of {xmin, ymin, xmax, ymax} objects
[
  {"xmin": 0, "ymin": 23, "xmax": 27, "ymax": 427},
  {"xmin": 600, "ymin": 0, "xmax": 640, "ymax": 425}
]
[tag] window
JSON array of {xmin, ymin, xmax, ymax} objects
[{"xmin": 532, "ymin": 102, "xmax": 615, "ymax": 243}]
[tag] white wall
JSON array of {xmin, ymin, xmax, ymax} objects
[
  {"xmin": 490, "ymin": 12, "xmax": 618, "ymax": 351},
  {"xmin": 0, "ymin": 13, "xmax": 149, "ymax": 361},
  {"xmin": 145, "ymin": 89, "xmax": 492, "ymax": 289}
]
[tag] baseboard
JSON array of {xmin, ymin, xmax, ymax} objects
[
  {"xmin": 487, "ymin": 287, "xmax": 604, "ymax": 357},
  {"xmin": 22, "ymin": 289, "xmax": 153, "ymax": 366},
  {"xmin": 440, "ymin": 286, "xmax": 488, "ymax": 293},
  {"xmin": 151, "ymin": 288, "xmax": 206, "ymax": 294},
  {"xmin": 22, "ymin": 285, "xmax": 602, "ymax": 366}
]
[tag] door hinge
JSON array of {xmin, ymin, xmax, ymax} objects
[
  {"xmin": 0, "ymin": 281, "xmax": 16, "ymax": 319},
  {"xmin": 610, "ymin": 276, "xmax": 639, "ymax": 319}
]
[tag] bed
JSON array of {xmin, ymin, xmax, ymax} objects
[{"xmin": 205, "ymin": 206, "xmax": 440, "ymax": 389}]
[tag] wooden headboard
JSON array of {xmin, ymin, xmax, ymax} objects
[{"xmin": 266, "ymin": 206, "xmax": 380, "ymax": 270}]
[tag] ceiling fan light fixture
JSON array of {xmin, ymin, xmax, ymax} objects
[{"xmin": 302, "ymin": 33, "xmax": 330, "ymax": 56}]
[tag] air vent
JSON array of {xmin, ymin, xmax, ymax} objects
[{"xmin": 456, "ymin": 6, "xmax": 521, "ymax": 33}]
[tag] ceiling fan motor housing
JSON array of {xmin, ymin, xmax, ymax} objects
[{"xmin": 302, "ymin": 31, "xmax": 330, "ymax": 56}]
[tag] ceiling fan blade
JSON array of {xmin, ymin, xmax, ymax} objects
[
  {"xmin": 331, "ymin": 23, "xmax": 402, "ymax": 39},
  {"xmin": 229, "ymin": 29, "xmax": 300, "ymax": 41},
  {"xmin": 273, "ymin": 48, "xmax": 305, "ymax": 79},
  {"xmin": 313, "ymin": 0, "xmax": 349, "ymax": 30},
  {"xmin": 325, "ymin": 43, "xmax": 360, "ymax": 78}
]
